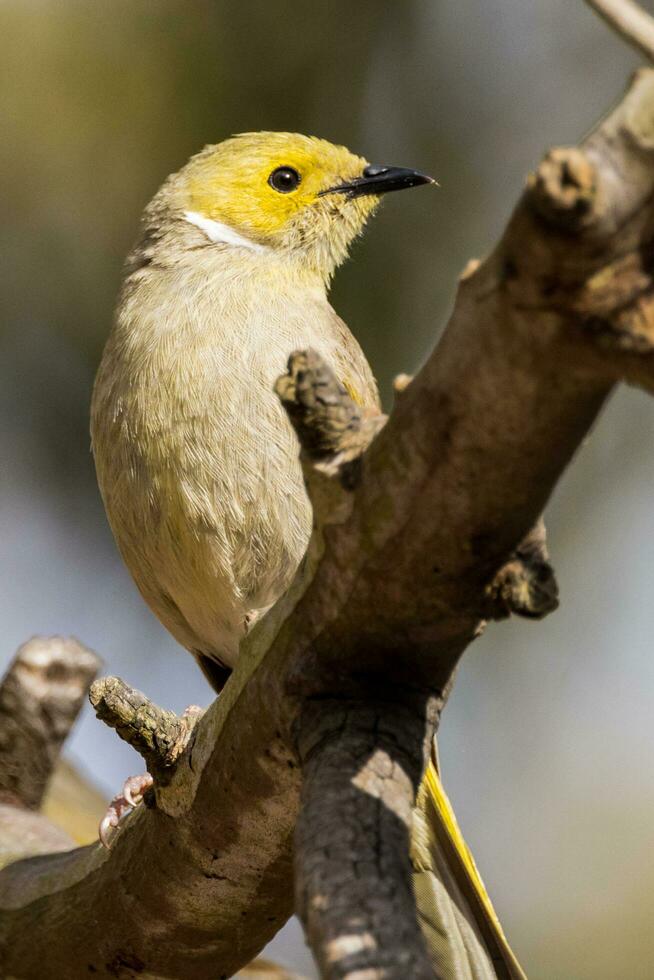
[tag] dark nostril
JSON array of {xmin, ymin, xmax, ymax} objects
[{"xmin": 362, "ymin": 164, "xmax": 389, "ymax": 178}]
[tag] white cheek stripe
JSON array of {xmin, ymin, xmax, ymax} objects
[{"xmin": 184, "ymin": 210, "xmax": 270, "ymax": 253}]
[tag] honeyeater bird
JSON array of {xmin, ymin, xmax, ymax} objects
[{"xmin": 91, "ymin": 132, "xmax": 525, "ymax": 979}]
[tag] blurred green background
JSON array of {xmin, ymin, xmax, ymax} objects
[{"xmin": 2, "ymin": 2, "xmax": 654, "ymax": 977}]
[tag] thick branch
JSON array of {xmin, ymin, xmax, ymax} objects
[
  {"xmin": 2, "ymin": 70, "xmax": 654, "ymax": 979},
  {"xmin": 0, "ymin": 637, "xmax": 100, "ymax": 810},
  {"xmin": 295, "ymin": 697, "xmax": 441, "ymax": 980}
]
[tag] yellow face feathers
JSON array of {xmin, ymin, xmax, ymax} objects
[
  {"xmin": 151, "ymin": 131, "xmax": 434, "ymax": 282},
  {"xmin": 178, "ymin": 132, "xmax": 377, "ymax": 277},
  {"xmin": 187, "ymin": 133, "xmax": 369, "ymax": 236}
]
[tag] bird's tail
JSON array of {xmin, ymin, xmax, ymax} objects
[{"xmin": 411, "ymin": 744, "xmax": 527, "ymax": 980}]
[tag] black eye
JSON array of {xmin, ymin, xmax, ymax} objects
[{"xmin": 268, "ymin": 166, "xmax": 301, "ymax": 193}]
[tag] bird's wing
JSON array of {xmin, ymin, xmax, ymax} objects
[
  {"xmin": 323, "ymin": 305, "xmax": 381, "ymax": 415},
  {"xmin": 411, "ymin": 744, "xmax": 527, "ymax": 980},
  {"xmin": 342, "ymin": 377, "xmax": 367, "ymax": 407}
]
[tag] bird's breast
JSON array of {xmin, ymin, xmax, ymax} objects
[{"xmin": 91, "ymin": 262, "xmax": 376, "ymax": 662}]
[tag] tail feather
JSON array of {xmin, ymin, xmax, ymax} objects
[{"xmin": 411, "ymin": 746, "xmax": 527, "ymax": 980}]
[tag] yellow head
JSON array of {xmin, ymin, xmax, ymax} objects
[{"xmin": 153, "ymin": 132, "xmax": 434, "ymax": 282}]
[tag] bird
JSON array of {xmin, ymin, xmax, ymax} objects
[{"xmin": 91, "ymin": 132, "xmax": 525, "ymax": 979}]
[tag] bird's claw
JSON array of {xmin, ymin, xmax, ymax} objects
[
  {"xmin": 123, "ymin": 772, "xmax": 153, "ymax": 808},
  {"xmin": 98, "ymin": 773, "xmax": 154, "ymax": 848}
]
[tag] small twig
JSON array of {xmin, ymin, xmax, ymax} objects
[
  {"xmin": 89, "ymin": 676, "xmax": 202, "ymax": 781},
  {"xmin": 585, "ymin": 0, "xmax": 654, "ymax": 63},
  {"xmin": 527, "ymin": 147, "xmax": 597, "ymax": 231},
  {"xmin": 0, "ymin": 637, "xmax": 101, "ymax": 810},
  {"xmin": 275, "ymin": 349, "xmax": 364, "ymax": 461},
  {"xmin": 276, "ymin": 351, "xmax": 386, "ymax": 547},
  {"xmin": 486, "ymin": 518, "xmax": 559, "ymax": 621},
  {"xmin": 276, "ymin": 350, "xmax": 386, "ymax": 494}
]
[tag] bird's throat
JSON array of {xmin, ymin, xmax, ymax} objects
[{"xmin": 184, "ymin": 211, "xmax": 270, "ymax": 253}]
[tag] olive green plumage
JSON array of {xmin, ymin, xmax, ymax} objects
[{"xmin": 92, "ymin": 132, "xmax": 523, "ymax": 978}]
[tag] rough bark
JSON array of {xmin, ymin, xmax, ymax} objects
[
  {"xmin": 295, "ymin": 698, "xmax": 440, "ymax": 980},
  {"xmin": 89, "ymin": 677, "xmax": 202, "ymax": 783},
  {"xmin": 1, "ymin": 66, "xmax": 654, "ymax": 980},
  {"xmin": 0, "ymin": 637, "xmax": 100, "ymax": 812}
]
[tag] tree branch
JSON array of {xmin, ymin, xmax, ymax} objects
[
  {"xmin": 89, "ymin": 676, "xmax": 202, "ymax": 783},
  {"xmin": 585, "ymin": 0, "xmax": 654, "ymax": 63},
  {"xmin": 0, "ymin": 637, "xmax": 100, "ymax": 811},
  {"xmin": 2, "ymin": 68, "xmax": 654, "ymax": 979},
  {"xmin": 0, "ymin": 638, "xmax": 101, "ymax": 874},
  {"xmin": 295, "ymin": 698, "xmax": 440, "ymax": 980},
  {"xmin": 485, "ymin": 518, "xmax": 558, "ymax": 621}
]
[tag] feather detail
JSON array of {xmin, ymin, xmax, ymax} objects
[
  {"xmin": 342, "ymin": 378, "xmax": 365, "ymax": 407},
  {"xmin": 412, "ymin": 748, "xmax": 527, "ymax": 979}
]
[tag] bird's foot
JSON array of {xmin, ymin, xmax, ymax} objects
[
  {"xmin": 99, "ymin": 772, "xmax": 153, "ymax": 848},
  {"xmin": 97, "ymin": 704, "xmax": 203, "ymax": 847}
]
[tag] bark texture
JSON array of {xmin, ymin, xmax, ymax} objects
[
  {"xmin": 295, "ymin": 698, "xmax": 440, "ymax": 980},
  {"xmin": 0, "ymin": 637, "xmax": 100, "ymax": 812},
  {"xmin": 1, "ymin": 67, "xmax": 654, "ymax": 980},
  {"xmin": 89, "ymin": 677, "xmax": 202, "ymax": 782}
]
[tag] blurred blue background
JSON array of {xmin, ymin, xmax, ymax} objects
[{"xmin": 1, "ymin": 2, "xmax": 653, "ymax": 976}]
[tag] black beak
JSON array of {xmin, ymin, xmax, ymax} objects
[{"xmin": 320, "ymin": 164, "xmax": 436, "ymax": 199}]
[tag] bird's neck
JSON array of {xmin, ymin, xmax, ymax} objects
[{"xmin": 127, "ymin": 212, "xmax": 331, "ymax": 292}]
